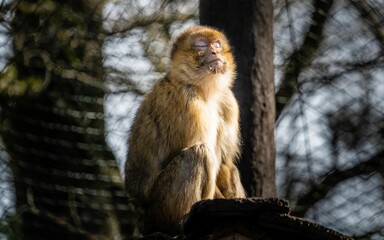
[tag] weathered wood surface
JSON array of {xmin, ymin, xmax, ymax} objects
[{"xmin": 139, "ymin": 198, "xmax": 352, "ymax": 240}]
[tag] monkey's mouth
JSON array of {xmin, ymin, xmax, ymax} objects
[
  {"xmin": 208, "ymin": 59, "xmax": 223, "ymax": 64},
  {"xmin": 207, "ymin": 59, "xmax": 226, "ymax": 73}
]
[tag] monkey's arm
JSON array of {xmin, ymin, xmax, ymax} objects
[
  {"xmin": 216, "ymin": 162, "xmax": 246, "ymax": 198},
  {"xmin": 216, "ymin": 90, "xmax": 246, "ymax": 198}
]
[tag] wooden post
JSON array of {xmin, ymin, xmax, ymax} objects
[{"xmin": 199, "ymin": 0, "xmax": 276, "ymax": 197}]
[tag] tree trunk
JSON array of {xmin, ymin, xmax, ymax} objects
[
  {"xmin": 0, "ymin": 1, "xmax": 135, "ymax": 239},
  {"xmin": 199, "ymin": 0, "xmax": 276, "ymax": 197}
]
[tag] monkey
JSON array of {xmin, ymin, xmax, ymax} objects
[{"xmin": 125, "ymin": 26, "xmax": 245, "ymax": 235}]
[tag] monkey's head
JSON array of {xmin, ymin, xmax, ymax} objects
[{"xmin": 169, "ymin": 26, "xmax": 236, "ymax": 89}]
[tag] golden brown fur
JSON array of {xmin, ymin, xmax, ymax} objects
[{"xmin": 125, "ymin": 26, "xmax": 245, "ymax": 235}]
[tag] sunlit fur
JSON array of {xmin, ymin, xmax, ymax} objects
[
  {"xmin": 125, "ymin": 26, "xmax": 245, "ymax": 235},
  {"xmin": 169, "ymin": 26, "xmax": 236, "ymax": 100}
]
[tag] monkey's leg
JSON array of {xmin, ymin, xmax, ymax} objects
[
  {"xmin": 147, "ymin": 144, "xmax": 216, "ymax": 234},
  {"xmin": 216, "ymin": 163, "xmax": 246, "ymax": 198}
]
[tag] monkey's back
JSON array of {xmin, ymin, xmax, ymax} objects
[{"xmin": 125, "ymin": 77, "xmax": 208, "ymax": 202}]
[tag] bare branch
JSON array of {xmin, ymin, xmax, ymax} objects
[
  {"xmin": 276, "ymin": 0, "xmax": 334, "ymax": 119},
  {"xmin": 105, "ymin": 12, "xmax": 197, "ymax": 36},
  {"xmin": 292, "ymin": 150, "xmax": 384, "ymax": 218},
  {"xmin": 350, "ymin": 0, "xmax": 384, "ymax": 52}
]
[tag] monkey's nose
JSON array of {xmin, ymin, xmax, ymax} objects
[{"xmin": 209, "ymin": 46, "xmax": 217, "ymax": 54}]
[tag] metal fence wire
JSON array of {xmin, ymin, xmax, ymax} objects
[{"xmin": 0, "ymin": 0, "xmax": 383, "ymax": 239}]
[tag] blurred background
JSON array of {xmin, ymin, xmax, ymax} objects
[{"xmin": 0, "ymin": 0, "xmax": 383, "ymax": 239}]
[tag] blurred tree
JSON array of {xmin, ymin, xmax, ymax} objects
[
  {"xmin": 274, "ymin": 0, "xmax": 384, "ymax": 238},
  {"xmin": 275, "ymin": 0, "xmax": 334, "ymax": 119},
  {"xmin": 0, "ymin": 0, "xmax": 135, "ymax": 239},
  {"xmin": 1, "ymin": 0, "xmax": 384, "ymax": 239},
  {"xmin": 200, "ymin": 0, "xmax": 276, "ymax": 197}
]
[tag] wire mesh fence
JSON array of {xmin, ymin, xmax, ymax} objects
[
  {"xmin": 274, "ymin": 0, "xmax": 384, "ymax": 239},
  {"xmin": 0, "ymin": 0, "xmax": 383, "ymax": 239}
]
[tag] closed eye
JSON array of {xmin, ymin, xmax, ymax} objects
[
  {"xmin": 195, "ymin": 39, "xmax": 208, "ymax": 48},
  {"xmin": 213, "ymin": 40, "xmax": 221, "ymax": 48}
]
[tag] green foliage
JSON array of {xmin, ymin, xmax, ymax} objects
[
  {"xmin": 0, "ymin": 212, "xmax": 22, "ymax": 240},
  {"xmin": 0, "ymin": 64, "xmax": 47, "ymax": 97}
]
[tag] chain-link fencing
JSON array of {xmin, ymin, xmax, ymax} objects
[{"xmin": 0, "ymin": 0, "xmax": 383, "ymax": 239}]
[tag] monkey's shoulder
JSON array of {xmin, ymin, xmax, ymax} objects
[{"xmin": 143, "ymin": 77, "xmax": 197, "ymax": 107}]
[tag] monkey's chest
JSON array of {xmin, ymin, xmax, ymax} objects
[
  {"xmin": 199, "ymin": 102, "xmax": 221, "ymax": 173},
  {"xmin": 204, "ymin": 112, "xmax": 219, "ymax": 150}
]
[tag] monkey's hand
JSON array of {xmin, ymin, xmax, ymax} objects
[{"xmin": 216, "ymin": 163, "xmax": 246, "ymax": 198}]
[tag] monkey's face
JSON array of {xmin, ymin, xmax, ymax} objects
[
  {"xmin": 170, "ymin": 27, "xmax": 235, "ymax": 78},
  {"xmin": 194, "ymin": 37, "xmax": 227, "ymax": 74}
]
